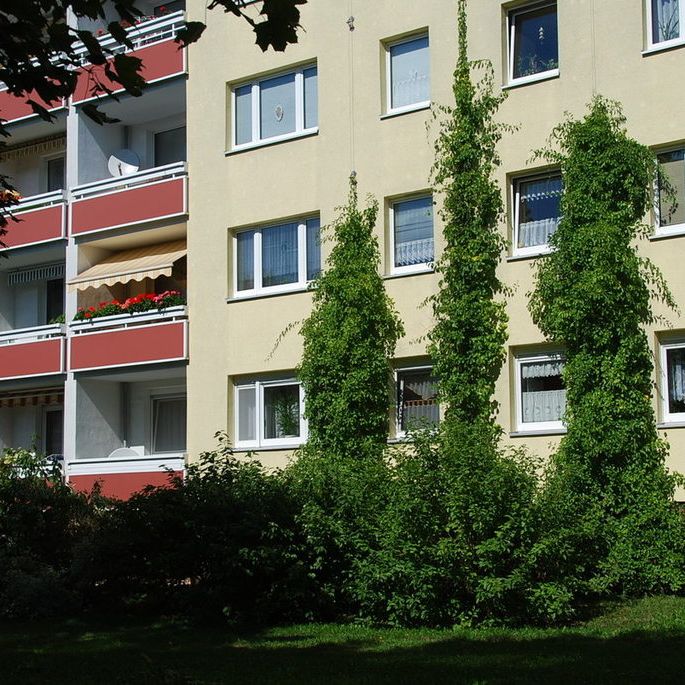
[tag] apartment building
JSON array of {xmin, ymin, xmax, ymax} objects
[
  {"xmin": 185, "ymin": 0, "xmax": 685, "ymax": 489},
  {"xmin": 1, "ymin": 0, "xmax": 684, "ymax": 498},
  {"xmin": 0, "ymin": 1, "xmax": 188, "ymax": 498}
]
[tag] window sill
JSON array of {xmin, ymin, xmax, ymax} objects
[
  {"xmin": 234, "ymin": 443, "xmax": 303, "ymax": 453},
  {"xmin": 380, "ymin": 102, "xmax": 431, "ymax": 120},
  {"xmin": 507, "ymin": 248, "xmax": 553, "ymax": 262},
  {"xmin": 384, "ymin": 266, "xmax": 434, "ymax": 280},
  {"xmin": 657, "ymin": 422, "xmax": 685, "ymax": 429},
  {"xmin": 509, "ymin": 427, "xmax": 566, "ymax": 438},
  {"xmin": 649, "ymin": 225, "xmax": 685, "ymax": 241},
  {"xmin": 503, "ymin": 69, "xmax": 559, "ymax": 90},
  {"xmin": 642, "ymin": 39, "xmax": 685, "ymax": 56},
  {"xmin": 225, "ymin": 129, "xmax": 318, "ymax": 156},
  {"xmin": 227, "ymin": 286, "xmax": 311, "ymax": 303}
]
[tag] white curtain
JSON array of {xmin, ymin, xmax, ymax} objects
[
  {"xmin": 653, "ymin": 0, "xmax": 680, "ymax": 42},
  {"xmin": 521, "ymin": 360, "xmax": 565, "ymax": 424},
  {"xmin": 390, "ymin": 36, "xmax": 430, "ymax": 108},
  {"xmin": 669, "ymin": 350, "xmax": 685, "ymax": 403},
  {"xmin": 518, "ymin": 177, "xmax": 562, "ymax": 248},
  {"xmin": 262, "ymin": 223, "xmax": 298, "ymax": 287}
]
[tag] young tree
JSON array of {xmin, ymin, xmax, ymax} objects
[
  {"xmin": 529, "ymin": 97, "xmax": 685, "ymax": 599},
  {"xmin": 353, "ymin": 1, "xmax": 541, "ymax": 626},
  {"xmin": 298, "ymin": 176, "xmax": 404, "ymax": 456}
]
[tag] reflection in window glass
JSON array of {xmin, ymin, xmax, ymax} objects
[
  {"xmin": 389, "ymin": 35, "xmax": 430, "ymax": 109},
  {"xmin": 658, "ymin": 149, "xmax": 685, "ymax": 228},
  {"xmin": 652, "ymin": 0, "xmax": 681, "ymax": 44},
  {"xmin": 516, "ymin": 175, "xmax": 562, "ymax": 249},
  {"xmin": 397, "ymin": 368, "xmax": 439, "ymax": 433},
  {"xmin": 394, "ymin": 196, "xmax": 434, "ymax": 268},
  {"xmin": 511, "ymin": 4, "xmax": 558, "ymax": 80},
  {"xmin": 520, "ymin": 358, "xmax": 565, "ymax": 425},
  {"xmin": 263, "ymin": 384, "xmax": 301, "ymax": 439},
  {"xmin": 667, "ymin": 347, "xmax": 685, "ymax": 414},
  {"xmin": 262, "ymin": 222, "xmax": 298, "ymax": 288}
]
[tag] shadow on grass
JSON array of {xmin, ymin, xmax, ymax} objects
[{"xmin": 2, "ymin": 617, "xmax": 684, "ymax": 684}]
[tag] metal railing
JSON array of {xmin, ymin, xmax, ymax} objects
[
  {"xmin": 71, "ymin": 161, "xmax": 187, "ymax": 201},
  {"xmin": 13, "ymin": 189, "xmax": 66, "ymax": 213},
  {"xmin": 74, "ymin": 11, "xmax": 186, "ymax": 65},
  {"xmin": 0, "ymin": 323, "xmax": 65, "ymax": 346}
]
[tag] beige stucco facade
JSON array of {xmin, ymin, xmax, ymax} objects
[{"xmin": 185, "ymin": 0, "xmax": 685, "ymax": 486}]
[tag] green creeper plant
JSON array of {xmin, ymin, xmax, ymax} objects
[
  {"xmin": 529, "ymin": 97, "xmax": 685, "ymax": 600},
  {"xmin": 298, "ymin": 176, "xmax": 404, "ymax": 456}
]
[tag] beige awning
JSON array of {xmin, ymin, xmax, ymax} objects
[{"xmin": 68, "ymin": 240, "xmax": 186, "ymax": 291}]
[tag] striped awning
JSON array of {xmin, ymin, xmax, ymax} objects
[
  {"xmin": 67, "ymin": 239, "xmax": 186, "ymax": 291},
  {"xmin": 0, "ymin": 389, "xmax": 63, "ymax": 408}
]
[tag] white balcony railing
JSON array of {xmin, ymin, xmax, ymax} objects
[
  {"xmin": 14, "ymin": 189, "xmax": 66, "ymax": 213},
  {"xmin": 69, "ymin": 305, "xmax": 187, "ymax": 334},
  {"xmin": 71, "ymin": 161, "xmax": 187, "ymax": 201},
  {"xmin": 0, "ymin": 323, "xmax": 65, "ymax": 346},
  {"xmin": 74, "ymin": 11, "xmax": 186, "ymax": 65}
]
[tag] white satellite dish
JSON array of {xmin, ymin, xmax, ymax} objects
[{"xmin": 107, "ymin": 149, "xmax": 140, "ymax": 177}]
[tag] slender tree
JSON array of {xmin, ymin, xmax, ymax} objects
[
  {"xmin": 529, "ymin": 97, "xmax": 685, "ymax": 597},
  {"xmin": 298, "ymin": 176, "xmax": 404, "ymax": 456}
]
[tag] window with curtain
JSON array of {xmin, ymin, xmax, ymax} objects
[
  {"xmin": 387, "ymin": 34, "xmax": 430, "ymax": 112},
  {"xmin": 509, "ymin": 2, "xmax": 558, "ymax": 81},
  {"xmin": 651, "ymin": 0, "xmax": 681, "ymax": 44},
  {"xmin": 519, "ymin": 357, "xmax": 566, "ymax": 428},
  {"xmin": 515, "ymin": 174, "xmax": 562, "ymax": 252},
  {"xmin": 233, "ymin": 64, "xmax": 318, "ymax": 148},
  {"xmin": 152, "ymin": 395, "xmax": 187, "ymax": 453},
  {"xmin": 666, "ymin": 347, "xmax": 685, "ymax": 416},
  {"xmin": 657, "ymin": 149, "xmax": 685, "ymax": 229},
  {"xmin": 46, "ymin": 156, "xmax": 65, "ymax": 192},
  {"xmin": 234, "ymin": 217, "xmax": 320, "ymax": 296},
  {"xmin": 397, "ymin": 368, "xmax": 439, "ymax": 434},
  {"xmin": 235, "ymin": 380, "xmax": 305, "ymax": 447},
  {"xmin": 393, "ymin": 196, "xmax": 434, "ymax": 271}
]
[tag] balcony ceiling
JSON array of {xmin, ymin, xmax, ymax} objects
[
  {"xmin": 0, "ymin": 242, "xmax": 65, "ymax": 271},
  {"xmin": 2, "ymin": 110, "xmax": 67, "ymax": 146}
]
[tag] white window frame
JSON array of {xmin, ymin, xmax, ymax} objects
[
  {"xmin": 395, "ymin": 365, "xmax": 439, "ymax": 439},
  {"xmin": 390, "ymin": 194, "xmax": 434, "ymax": 275},
  {"xmin": 654, "ymin": 146, "xmax": 685, "ymax": 237},
  {"xmin": 507, "ymin": 2, "xmax": 559, "ymax": 87},
  {"xmin": 234, "ymin": 379, "xmax": 307, "ymax": 449},
  {"xmin": 646, "ymin": 0, "xmax": 685, "ymax": 50},
  {"xmin": 512, "ymin": 172, "xmax": 562, "ymax": 257},
  {"xmin": 515, "ymin": 352, "xmax": 566, "ymax": 432},
  {"xmin": 232, "ymin": 216, "xmax": 319, "ymax": 298},
  {"xmin": 384, "ymin": 32, "xmax": 431, "ymax": 116},
  {"xmin": 660, "ymin": 340, "xmax": 685, "ymax": 423},
  {"xmin": 150, "ymin": 393, "xmax": 187, "ymax": 455},
  {"xmin": 231, "ymin": 63, "xmax": 318, "ymax": 151}
]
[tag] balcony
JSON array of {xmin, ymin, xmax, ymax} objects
[
  {"xmin": 0, "ymin": 325, "xmax": 65, "ymax": 380},
  {"xmin": 4, "ymin": 191, "xmax": 67, "ymax": 249},
  {"xmin": 0, "ymin": 88, "xmax": 66, "ymax": 127},
  {"xmin": 72, "ymin": 11, "xmax": 186, "ymax": 105},
  {"xmin": 70, "ymin": 162, "xmax": 187, "ymax": 236},
  {"xmin": 68, "ymin": 306, "xmax": 187, "ymax": 372}
]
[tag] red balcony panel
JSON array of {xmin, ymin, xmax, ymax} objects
[
  {"xmin": 70, "ymin": 470, "xmax": 182, "ymax": 499},
  {"xmin": 72, "ymin": 41, "xmax": 185, "ymax": 104},
  {"xmin": 5, "ymin": 203, "xmax": 65, "ymax": 249},
  {"xmin": 0, "ymin": 338, "xmax": 63, "ymax": 379},
  {"xmin": 69, "ymin": 321, "xmax": 186, "ymax": 371},
  {"xmin": 71, "ymin": 177, "xmax": 185, "ymax": 235},
  {"xmin": 0, "ymin": 89, "xmax": 65, "ymax": 124}
]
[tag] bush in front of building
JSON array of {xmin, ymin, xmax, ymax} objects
[{"xmin": 0, "ymin": 448, "xmax": 95, "ymax": 618}]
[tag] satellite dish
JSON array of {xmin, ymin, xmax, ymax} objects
[{"xmin": 107, "ymin": 149, "xmax": 140, "ymax": 177}]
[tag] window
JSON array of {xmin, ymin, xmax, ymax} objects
[
  {"xmin": 661, "ymin": 342, "xmax": 685, "ymax": 422},
  {"xmin": 46, "ymin": 156, "xmax": 65, "ymax": 193},
  {"xmin": 513, "ymin": 173, "xmax": 562, "ymax": 255},
  {"xmin": 515, "ymin": 354, "xmax": 566, "ymax": 431},
  {"xmin": 508, "ymin": 3, "xmax": 559, "ymax": 84},
  {"xmin": 396, "ymin": 367, "xmax": 439, "ymax": 436},
  {"xmin": 391, "ymin": 196, "xmax": 434, "ymax": 273},
  {"xmin": 234, "ymin": 217, "xmax": 320, "ymax": 296},
  {"xmin": 235, "ymin": 379, "xmax": 306, "ymax": 448},
  {"xmin": 648, "ymin": 0, "xmax": 683, "ymax": 47},
  {"xmin": 656, "ymin": 148, "xmax": 685, "ymax": 233},
  {"xmin": 46, "ymin": 278, "xmax": 64, "ymax": 324},
  {"xmin": 44, "ymin": 407, "xmax": 63, "ymax": 457},
  {"xmin": 386, "ymin": 34, "xmax": 430, "ymax": 113},
  {"xmin": 233, "ymin": 65, "xmax": 318, "ymax": 148},
  {"xmin": 152, "ymin": 395, "xmax": 187, "ymax": 453},
  {"xmin": 155, "ymin": 0, "xmax": 185, "ymax": 15},
  {"xmin": 154, "ymin": 126, "xmax": 186, "ymax": 166}
]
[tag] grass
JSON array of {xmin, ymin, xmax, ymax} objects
[{"xmin": 2, "ymin": 596, "xmax": 685, "ymax": 684}]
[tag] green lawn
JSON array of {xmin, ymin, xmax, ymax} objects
[{"xmin": 2, "ymin": 596, "xmax": 685, "ymax": 684}]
